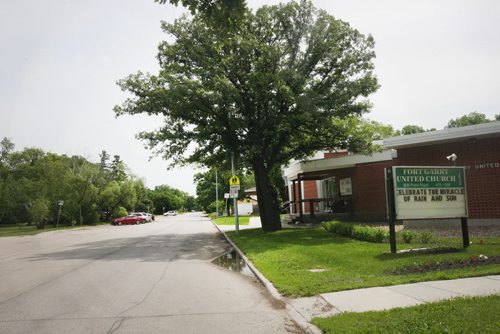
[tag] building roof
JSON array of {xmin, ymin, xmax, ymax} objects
[
  {"xmin": 384, "ymin": 121, "xmax": 500, "ymax": 149},
  {"xmin": 283, "ymin": 150, "xmax": 395, "ymax": 181}
]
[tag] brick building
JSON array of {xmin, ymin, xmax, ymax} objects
[
  {"xmin": 385, "ymin": 121, "xmax": 500, "ymax": 226},
  {"xmin": 283, "ymin": 150, "xmax": 394, "ymax": 222},
  {"xmin": 283, "ymin": 121, "xmax": 500, "ymax": 225}
]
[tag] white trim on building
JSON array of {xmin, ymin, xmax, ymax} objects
[
  {"xmin": 384, "ymin": 121, "xmax": 500, "ymax": 149},
  {"xmin": 282, "ymin": 150, "xmax": 395, "ymax": 181}
]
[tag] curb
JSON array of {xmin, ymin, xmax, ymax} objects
[{"xmin": 210, "ymin": 220, "xmax": 322, "ymax": 334}]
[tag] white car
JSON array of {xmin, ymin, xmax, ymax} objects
[
  {"xmin": 163, "ymin": 210, "xmax": 177, "ymax": 216},
  {"xmin": 131, "ymin": 212, "xmax": 153, "ymax": 222}
]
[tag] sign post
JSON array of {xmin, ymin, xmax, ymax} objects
[
  {"xmin": 230, "ymin": 154, "xmax": 240, "ymax": 234},
  {"xmin": 215, "ymin": 171, "xmax": 219, "ymax": 217},
  {"xmin": 386, "ymin": 166, "xmax": 469, "ymax": 252},
  {"xmin": 385, "ymin": 168, "xmax": 397, "ymax": 253},
  {"xmin": 224, "ymin": 193, "xmax": 230, "ymax": 217}
]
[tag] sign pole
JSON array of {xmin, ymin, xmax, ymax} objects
[
  {"xmin": 461, "ymin": 217, "xmax": 470, "ymax": 248},
  {"xmin": 385, "ymin": 168, "xmax": 397, "ymax": 254},
  {"xmin": 215, "ymin": 171, "xmax": 219, "ymax": 217},
  {"xmin": 231, "ymin": 153, "xmax": 239, "ymax": 234}
]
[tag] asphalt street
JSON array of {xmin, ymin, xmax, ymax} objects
[{"xmin": 0, "ymin": 213, "xmax": 299, "ymax": 333}]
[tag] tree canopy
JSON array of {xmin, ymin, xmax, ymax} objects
[
  {"xmin": 115, "ymin": 0, "xmax": 379, "ymax": 231},
  {"xmin": 446, "ymin": 111, "xmax": 491, "ymax": 128},
  {"xmin": 194, "ymin": 168, "xmax": 255, "ymax": 213},
  {"xmin": 0, "ymin": 139, "xmax": 192, "ymax": 227},
  {"xmin": 154, "ymin": 0, "xmax": 246, "ymax": 23}
]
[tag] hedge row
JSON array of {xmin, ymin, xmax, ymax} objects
[{"xmin": 322, "ymin": 220, "xmax": 389, "ymax": 243}]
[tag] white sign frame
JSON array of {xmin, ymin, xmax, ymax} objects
[{"xmin": 392, "ymin": 166, "xmax": 468, "ymax": 220}]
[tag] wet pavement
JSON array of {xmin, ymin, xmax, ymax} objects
[{"xmin": 212, "ymin": 248, "xmax": 255, "ymax": 278}]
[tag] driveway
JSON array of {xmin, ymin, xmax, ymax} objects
[{"xmin": 0, "ymin": 213, "xmax": 299, "ymax": 333}]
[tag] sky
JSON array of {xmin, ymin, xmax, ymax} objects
[{"xmin": 1, "ymin": 0, "xmax": 499, "ymax": 195}]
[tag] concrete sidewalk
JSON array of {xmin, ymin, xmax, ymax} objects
[
  {"xmin": 216, "ymin": 216, "xmax": 262, "ymax": 232},
  {"xmin": 289, "ymin": 275, "xmax": 500, "ymax": 323}
]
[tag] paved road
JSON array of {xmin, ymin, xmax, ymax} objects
[{"xmin": 0, "ymin": 213, "xmax": 299, "ymax": 333}]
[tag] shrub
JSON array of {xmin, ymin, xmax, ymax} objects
[
  {"xmin": 419, "ymin": 231, "xmax": 434, "ymax": 244},
  {"xmin": 207, "ymin": 200, "xmax": 224, "ymax": 215},
  {"xmin": 27, "ymin": 198, "xmax": 50, "ymax": 229},
  {"xmin": 322, "ymin": 220, "xmax": 388, "ymax": 243},
  {"xmin": 401, "ymin": 230, "xmax": 415, "ymax": 244},
  {"xmin": 114, "ymin": 206, "xmax": 128, "ymax": 218},
  {"xmin": 372, "ymin": 228, "xmax": 389, "ymax": 243},
  {"xmin": 352, "ymin": 225, "xmax": 371, "ymax": 241}
]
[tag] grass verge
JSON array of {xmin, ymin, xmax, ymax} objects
[
  {"xmin": 213, "ymin": 216, "xmax": 251, "ymax": 225},
  {"xmin": 0, "ymin": 222, "xmax": 109, "ymax": 237},
  {"xmin": 312, "ymin": 295, "xmax": 500, "ymax": 333},
  {"xmin": 227, "ymin": 228, "xmax": 500, "ymax": 296}
]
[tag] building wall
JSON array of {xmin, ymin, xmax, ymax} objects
[
  {"xmin": 287, "ymin": 135, "xmax": 499, "ymax": 223},
  {"xmin": 394, "ymin": 136, "xmax": 500, "ymax": 220},
  {"xmin": 291, "ymin": 180, "xmax": 318, "ymax": 213},
  {"xmin": 353, "ymin": 160, "xmax": 393, "ymax": 220},
  {"xmin": 289, "ymin": 165, "xmax": 390, "ymax": 220}
]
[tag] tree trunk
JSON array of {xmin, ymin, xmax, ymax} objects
[{"xmin": 253, "ymin": 160, "xmax": 282, "ymax": 232}]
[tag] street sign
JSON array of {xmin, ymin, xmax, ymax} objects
[
  {"xmin": 229, "ymin": 175, "xmax": 240, "ymax": 186},
  {"xmin": 229, "ymin": 188, "xmax": 239, "ymax": 198},
  {"xmin": 224, "ymin": 193, "xmax": 230, "ymax": 199}
]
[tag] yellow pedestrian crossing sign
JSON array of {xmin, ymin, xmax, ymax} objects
[{"xmin": 229, "ymin": 176, "xmax": 240, "ymax": 186}]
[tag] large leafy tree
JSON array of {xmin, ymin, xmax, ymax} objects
[
  {"xmin": 154, "ymin": 0, "xmax": 246, "ymax": 23},
  {"xmin": 115, "ymin": 1, "xmax": 379, "ymax": 231}
]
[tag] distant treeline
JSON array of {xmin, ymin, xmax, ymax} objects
[{"xmin": 0, "ymin": 138, "xmax": 195, "ymax": 227}]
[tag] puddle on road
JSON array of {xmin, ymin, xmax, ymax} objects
[{"xmin": 211, "ymin": 248, "xmax": 255, "ymax": 278}]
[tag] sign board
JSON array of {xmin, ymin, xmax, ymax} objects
[
  {"xmin": 393, "ymin": 166, "xmax": 467, "ymax": 219},
  {"xmin": 229, "ymin": 176, "xmax": 240, "ymax": 186},
  {"xmin": 224, "ymin": 193, "xmax": 230, "ymax": 199},
  {"xmin": 339, "ymin": 177, "xmax": 352, "ymax": 196},
  {"xmin": 229, "ymin": 187, "xmax": 239, "ymax": 198}
]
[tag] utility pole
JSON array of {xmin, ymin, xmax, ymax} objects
[{"xmin": 231, "ymin": 153, "xmax": 239, "ymax": 234}]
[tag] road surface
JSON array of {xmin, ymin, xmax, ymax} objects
[{"xmin": 0, "ymin": 213, "xmax": 299, "ymax": 333}]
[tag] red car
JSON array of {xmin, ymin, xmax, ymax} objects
[{"xmin": 112, "ymin": 215, "xmax": 145, "ymax": 226}]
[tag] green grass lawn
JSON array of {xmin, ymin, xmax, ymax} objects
[
  {"xmin": 227, "ymin": 228, "xmax": 500, "ymax": 296},
  {"xmin": 213, "ymin": 216, "xmax": 251, "ymax": 225},
  {"xmin": 0, "ymin": 222, "xmax": 109, "ymax": 237},
  {"xmin": 312, "ymin": 294, "xmax": 500, "ymax": 333}
]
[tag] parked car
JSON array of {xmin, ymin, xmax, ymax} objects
[
  {"xmin": 131, "ymin": 212, "xmax": 152, "ymax": 222},
  {"xmin": 112, "ymin": 215, "xmax": 145, "ymax": 226},
  {"xmin": 163, "ymin": 210, "xmax": 177, "ymax": 216}
]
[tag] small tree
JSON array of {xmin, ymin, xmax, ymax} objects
[
  {"xmin": 401, "ymin": 124, "xmax": 425, "ymax": 135},
  {"xmin": 28, "ymin": 198, "xmax": 50, "ymax": 229}
]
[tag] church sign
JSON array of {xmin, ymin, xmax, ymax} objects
[{"xmin": 393, "ymin": 166, "xmax": 468, "ymax": 220}]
